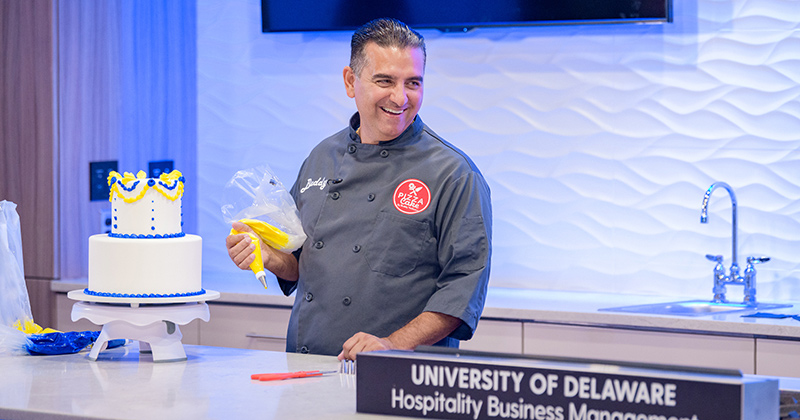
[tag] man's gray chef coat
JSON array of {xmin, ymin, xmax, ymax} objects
[{"xmin": 278, "ymin": 113, "xmax": 492, "ymax": 356}]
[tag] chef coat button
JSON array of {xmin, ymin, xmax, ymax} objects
[
  {"xmin": 300, "ymin": 346, "xmax": 309, "ymax": 354},
  {"xmin": 380, "ymin": 150, "xmax": 389, "ymax": 158},
  {"xmin": 367, "ymin": 193, "xmax": 375, "ymax": 202},
  {"xmin": 314, "ymin": 241, "xmax": 324, "ymax": 249},
  {"xmin": 305, "ymin": 292, "xmax": 313, "ymax": 302},
  {"xmin": 348, "ymin": 144, "xmax": 357, "ymax": 154},
  {"xmin": 352, "ymin": 245, "xmax": 361, "ymax": 253},
  {"xmin": 342, "ymin": 296, "xmax": 351, "ymax": 306},
  {"xmin": 330, "ymin": 191, "xmax": 340, "ymax": 200}
]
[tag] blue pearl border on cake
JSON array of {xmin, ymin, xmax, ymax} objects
[
  {"xmin": 108, "ymin": 232, "xmax": 186, "ymax": 239},
  {"xmin": 83, "ymin": 288, "xmax": 207, "ymax": 299},
  {"xmin": 111, "ymin": 176, "xmax": 185, "ymax": 191}
]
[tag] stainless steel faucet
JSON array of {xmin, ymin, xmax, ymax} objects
[{"xmin": 700, "ymin": 182, "xmax": 769, "ymax": 305}]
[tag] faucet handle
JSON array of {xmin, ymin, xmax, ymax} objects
[
  {"xmin": 746, "ymin": 256, "xmax": 770, "ymax": 265},
  {"xmin": 705, "ymin": 254, "xmax": 723, "ymax": 263}
]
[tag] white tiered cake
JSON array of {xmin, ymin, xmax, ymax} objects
[{"xmin": 85, "ymin": 170, "xmax": 204, "ymax": 298}]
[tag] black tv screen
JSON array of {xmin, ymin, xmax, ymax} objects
[{"xmin": 262, "ymin": 0, "xmax": 671, "ymax": 33}]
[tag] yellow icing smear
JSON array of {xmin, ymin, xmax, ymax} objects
[
  {"xmin": 107, "ymin": 170, "xmax": 184, "ymax": 203},
  {"xmin": 14, "ymin": 319, "xmax": 59, "ymax": 335}
]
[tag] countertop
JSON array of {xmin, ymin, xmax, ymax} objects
[
  {"xmin": 52, "ymin": 275, "xmax": 800, "ymax": 340},
  {"xmin": 0, "ymin": 345, "xmax": 368, "ymax": 420},
  {"xmin": 2, "ymin": 343, "xmax": 799, "ymax": 420}
]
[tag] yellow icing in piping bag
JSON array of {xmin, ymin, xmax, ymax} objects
[
  {"xmin": 229, "ymin": 228, "xmax": 267, "ymax": 289},
  {"xmin": 230, "ymin": 219, "xmax": 290, "ymax": 289},
  {"xmin": 238, "ymin": 219, "xmax": 290, "ymax": 250}
]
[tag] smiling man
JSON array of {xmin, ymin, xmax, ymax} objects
[
  {"xmin": 226, "ymin": 18, "xmax": 492, "ymax": 360},
  {"xmin": 344, "ymin": 30, "xmax": 424, "ymax": 144}
]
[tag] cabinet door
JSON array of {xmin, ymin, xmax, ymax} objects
[
  {"xmin": 756, "ymin": 338, "xmax": 800, "ymax": 377},
  {"xmin": 524, "ymin": 323, "xmax": 755, "ymax": 374},
  {"xmin": 200, "ymin": 303, "xmax": 291, "ymax": 352},
  {"xmin": 460, "ymin": 319, "xmax": 523, "ymax": 354}
]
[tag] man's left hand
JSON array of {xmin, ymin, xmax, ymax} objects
[
  {"xmin": 337, "ymin": 332, "xmax": 395, "ymax": 361},
  {"xmin": 336, "ymin": 312, "xmax": 462, "ymax": 361}
]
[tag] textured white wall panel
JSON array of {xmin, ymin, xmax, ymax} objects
[{"xmin": 198, "ymin": 0, "xmax": 800, "ymax": 301}]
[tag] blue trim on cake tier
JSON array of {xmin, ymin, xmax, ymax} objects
[
  {"xmin": 158, "ymin": 178, "xmax": 182, "ymax": 190},
  {"xmin": 119, "ymin": 179, "xmax": 140, "ymax": 192},
  {"xmin": 108, "ymin": 232, "xmax": 186, "ymax": 239},
  {"xmin": 83, "ymin": 288, "xmax": 207, "ymax": 299}
]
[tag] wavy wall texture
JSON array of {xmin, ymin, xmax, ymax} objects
[{"xmin": 197, "ymin": 0, "xmax": 800, "ymax": 301}]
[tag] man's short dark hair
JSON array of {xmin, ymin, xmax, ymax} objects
[{"xmin": 350, "ymin": 18, "xmax": 426, "ymax": 77}]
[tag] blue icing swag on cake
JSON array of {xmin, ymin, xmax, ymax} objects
[{"xmin": 107, "ymin": 170, "xmax": 186, "ymax": 238}]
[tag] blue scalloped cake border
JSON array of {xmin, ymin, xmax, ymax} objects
[
  {"xmin": 108, "ymin": 232, "xmax": 186, "ymax": 239},
  {"xmin": 83, "ymin": 288, "xmax": 207, "ymax": 299}
]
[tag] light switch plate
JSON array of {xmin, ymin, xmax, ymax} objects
[
  {"xmin": 89, "ymin": 161, "xmax": 118, "ymax": 201},
  {"xmin": 149, "ymin": 160, "xmax": 174, "ymax": 178}
]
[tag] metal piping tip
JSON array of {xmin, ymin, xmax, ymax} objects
[{"xmin": 256, "ymin": 271, "xmax": 268, "ymax": 289}]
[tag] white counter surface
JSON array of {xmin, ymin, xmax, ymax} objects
[
  {"xmin": 2, "ymin": 342, "xmax": 800, "ymax": 420},
  {"xmin": 0, "ymin": 344, "xmax": 372, "ymax": 420},
  {"xmin": 52, "ymin": 275, "xmax": 800, "ymax": 340}
]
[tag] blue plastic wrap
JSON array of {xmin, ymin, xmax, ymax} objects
[{"xmin": 25, "ymin": 331, "xmax": 126, "ymax": 356}]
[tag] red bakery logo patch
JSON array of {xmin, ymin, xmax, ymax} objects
[{"xmin": 393, "ymin": 179, "xmax": 431, "ymax": 215}]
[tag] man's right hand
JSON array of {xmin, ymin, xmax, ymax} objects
[
  {"xmin": 225, "ymin": 221, "xmax": 299, "ymax": 281},
  {"xmin": 226, "ymin": 221, "xmax": 260, "ymax": 270}
]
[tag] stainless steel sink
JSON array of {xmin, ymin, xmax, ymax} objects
[{"xmin": 599, "ymin": 300, "xmax": 793, "ymax": 317}]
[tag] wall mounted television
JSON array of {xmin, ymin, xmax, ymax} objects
[{"xmin": 261, "ymin": 0, "xmax": 672, "ymax": 33}]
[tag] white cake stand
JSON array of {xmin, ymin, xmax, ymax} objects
[{"xmin": 68, "ymin": 289, "xmax": 220, "ymax": 362}]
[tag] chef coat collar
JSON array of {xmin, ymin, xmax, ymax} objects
[{"xmin": 348, "ymin": 112, "xmax": 424, "ymax": 146}]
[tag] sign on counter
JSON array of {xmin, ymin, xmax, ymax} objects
[{"xmin": 356, "ymin": 348, "xmax": 777, "ymax": 420}]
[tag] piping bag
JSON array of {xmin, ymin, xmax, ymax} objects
[
  {"xmin": 229, "ymin": 219, "xmax": 289, "ymax": 288},
  {"xmin": 222, "ymin": 166, "xmax": 306, "ymax": 289}
]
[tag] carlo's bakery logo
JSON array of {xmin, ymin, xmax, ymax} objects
[{"xmin": 393, "ymin": 179, "xmax": 431, "ymax": 215}]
